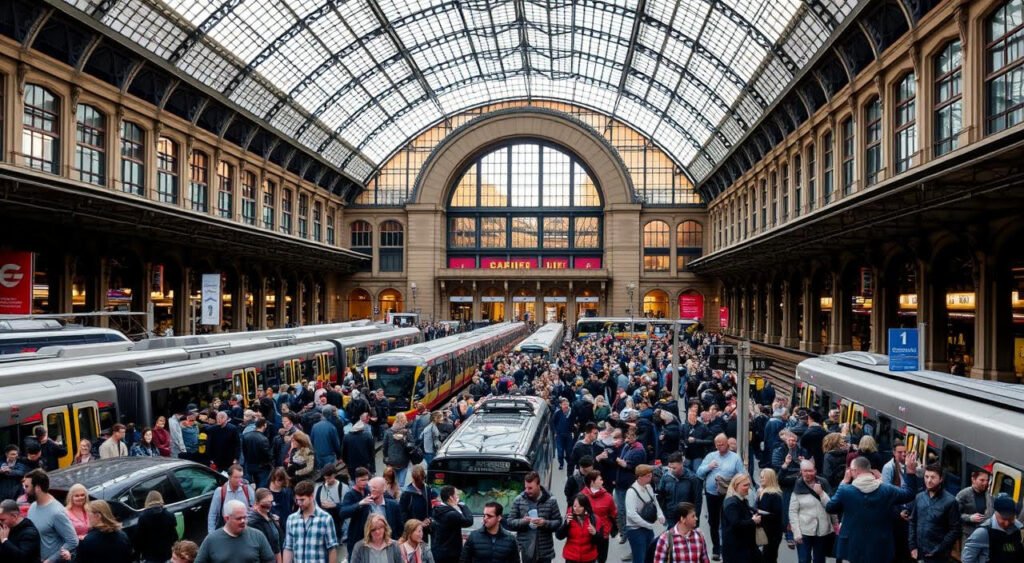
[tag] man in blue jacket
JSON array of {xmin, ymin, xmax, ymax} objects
[
  {"xmin": 552, "ymin": 399, "xmax": 574, "ymax": 473},
  {"xmin": 310, "ymin": 405, "xmax": 342, "ymax": 470},
  {"xmin": 826, "ymin": 452, "xmax": 921, "ymax": 563},
  {"xmin": 908, "ymin": 464, "xmax": 960, "ymax": 563}
]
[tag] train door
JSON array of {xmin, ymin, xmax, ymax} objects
[
  {"xmin": 801, "ymin": 385, "xmax": 817, "ymax": 410},
  {"xmin": 40, "ymin": 406, "xmax": 74, "ymax": 468},
  {"xmin": 839, "ymin": 399, "xmax": 852, "ymax": 426},
  {"xmin": 991, "ymin": 463, "xmax": 1022, "ymax": 503},
  {"xmin": 288, "ymin": 359, "xmax": 304, "ymax": 385},
  {"xmin": 72, "ymin": 401, "xmax": 101, "ymax": 453},
  {"xmin": 231, "ymin": 368, "xmax": 259, "ymax": 407},
  {"xmin": 904, "ymin": 426, "xmax": 929, "ymax": 464}
]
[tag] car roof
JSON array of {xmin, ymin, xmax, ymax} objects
[{"xmin": 48, "ymin": 457, "xmax": 204, "ymax": 494}]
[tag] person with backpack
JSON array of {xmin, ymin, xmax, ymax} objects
[
  {"xmin": 625, "ymin": 465, "xmax": 665, "ymax": 562},
  {"xmin": 206, "ymin": 465, "xmax": 255, "ymax": 534},
  {"xmin": 652, "ymin": 501, "xmax": 710, "ymax": 563}
]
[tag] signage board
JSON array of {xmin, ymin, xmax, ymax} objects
[
  {"xmin": 200, "ymin": 274, "xmax": 221, "ymax": 326},
  {"xmin": 0, "ymin": 251, "xmax": 33, "ymax": 315},
  {"xmin": 481, "ymin": 296, "xmax": 505, "ymax": 303},
  {"xmin": 719, "ymin": 306, "xmax": 729, "ymax": 329},
  {"xmin": 543, "ymin": 296, "xmax": 567, "ymax": 303},
  {"xmin": 575, "ymin": 296, "xmax": 600, "ymax": 303},
  {"xmin": 449, "ymin": 296, "xmax": 473, "ymax": 303},
  {"xmin": 888, "ymin": 328, "xmax": 919, "ymax": 371},
  {"xmin": 679, "ymin": 293, "xmax": 704, "ymax": 320},
  {"xmin": 512, "ymin": 296, "xmax": 535, "ymax": 303}
]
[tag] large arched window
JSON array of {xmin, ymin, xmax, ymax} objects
[
  {"xmin": 865, "ymin": 97, "xmax": 882, "ymax": 186},
  {"xmin": 643, "ymin": 220, "xmax": 670, "ymax": 272},
  {"xmin": 894, "ymin": 73, "xmax": 917, "ymax": 173},
  {"xmin": 351, "ymin": 220, "xmax": 372, "ymax": 272},
  {"xmin": 677, "ymin": 221, "xmax": 703, "ymax": 271},
  {"xmin": 156, "ymin": 137, "xmax": 179, "ymax": 204},
  {"xmin": 188, "ymin": 150, "xmax": 209, "ymax": 212},
  {"xmin": 121, "ymin": 121, "xmax": 145, "ymax": 196},
  {"xmin": 380, "ymin": 221, "xmax": 404, "ymax": 272},
  {"xmin": 934, "ymin": 40, "xmax": 962, "ymax": 156},
  {"xmin": 987, "ymin": 0, "xmax": 1024, "ymax": 134},
  {"xmin": 446, "ymin": 142, "xmax": 603, "ymax": 270},
  {"xmin": 23, "ymin": 85, "xmax": 60, "ymax": 174}
]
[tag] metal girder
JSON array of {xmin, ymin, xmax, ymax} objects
[
  {"xmin": 614, "ymin": 0, "xmax": 647, "ymax": 98},
  {"xmin": 20, "ymin": 6, "xmax": 53, "ymax": 51},
  {"xmin": 512, "ymin": 0, "xmax": 532, "ymax": 98},
  {"xmin": 223, "ymin": 0, "xmax": 346, "ymax": 96},
  {"xmin": 281, "ymin": 148, "xmax": 297, "ymax": 171},
  {"xmin": 167, "ymin": 0, "xmax": 242, "ymax": 64},
  {"xmin": 190, "ymin": 97, "xmax": 210, "ymax": 125},
  {"xmin": 156, "ymin": 79, "xmax": 180, "ymax": 112},
  {"xmin": 89, "ymin": 0, "xmax": 120, "ymax": 20},
  {"xmin": 803, "ymin": 0, "xmax": 840, "ymax": 32},
  {"xmin": 856, "ymin": 20, "xmax": 880, "ymax": 60},
  {"xmin": 830, "ymin": 46, "xmax": 853, "ymax": 85},
  {"xmin": 216, "ymin": 110, "xmax": 236, "ymax": 139},
  {"xmin": 118, "ymin": 58, "xmax": 146, "ymax": 94},
  {"xmin": 262, "ymin": 138, "xmax": 281, "ymax": 160},
  {"xmin": 365, "ymin": 0, "xmax": 447, "ymax": 116},
  {"xmin": 810, "ymin": 69, "xmax": 833, "ymax": 102},
  {"xmin": 712, "ymin": 0, "xmax": 798, "ymax": 73},
  {"xmin": 72, "ymin": 34, "xmax": 103, "ymax": 73}
]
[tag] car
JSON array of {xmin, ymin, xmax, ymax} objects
[{"xmin": 48, "ymin": 457, "xmax": 227, "ymax": 544}]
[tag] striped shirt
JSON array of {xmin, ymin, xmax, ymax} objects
[
  {"xmin": 654, "ymin": 525, "xmax": 710, "ymax": 563},
  {"xmin": 283, "ymin": 506, "xmax": 339, "ymax": 563}
]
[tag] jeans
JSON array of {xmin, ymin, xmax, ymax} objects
[
  {"xmin": 555, "ymin": 434, "xmax": 574, "ymax": 469},
  {"xmin": 796, "ymin": 535, "xmax": 829, "ymax": 563},
  {"xmin": 626, "ymin": 528, "xmax": 654, "ymax": 562},
  {"xmin": 614, "ymin": 488, "xmax": 628, "ymax": 534},
  {"xmin": 705, "ymin": 492, "xmax": 724, "ymax": 553},
  {"xmin": 245, "ymin": 465, "xmax": 270, "ymax": 488},
  {"xmin": 393, "ymin": 464, "xmax": 409, "ymax": 488},
  {"xmin": 424, "ymin": 453, "xmax": 435, "ymax": 467}
]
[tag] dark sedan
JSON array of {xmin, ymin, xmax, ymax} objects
[{"xmin": 48, "ymin": 457, "xmax": 227, "ymax": 544}]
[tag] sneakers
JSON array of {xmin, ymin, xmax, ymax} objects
[
  {"xmin": 711, "ymin": 554, "xmax": 721, "ymax": 561},
  {"xmin": 618, "ymin": 536, "xmax": 627, "ymax": 544},
  {"xmin": 622, "ymin": 554, "xmax": 633, "ymax": 561}
]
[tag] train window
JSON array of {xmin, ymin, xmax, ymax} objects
[
  {"xmin": 862, "ymin": 418, "xmax": 876, "ymax": 438},
  {"xmin": 99, "ymin": 405, "xmax": 116, "ymax": 434},
  {"xmin": 839, "ymin": 400, "xmax": 851, "ymax": 425},
  {"xmin": 44, "ymin": 410, "xmax": 68, "ymax": 450},
  {"xmin": 876, "ymin": 416, "xmax": 893, "ymax": 453},
  {"xmin": 413, "ymin": 369, "xmax": 427, "ymax": 401},
  {"xmin": 905, "ymin": 426, "xmax": 928, "ymax": 462},
  {"xmin": 991, "ymin": 463, "xmax": 1022, "ymax": 503},
  {"xmin": 76, "ymin": 406, "xmax": 99, "ymax": 442},
  {"xmin": 941, "ymin": 444, "xmax": 963, "ymax": 493}
]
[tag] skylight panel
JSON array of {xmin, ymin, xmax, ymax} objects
[
  {"xmin": 688, "ymin": 156, "xmax": 712, "ymax": 180},
  {"xmin": 671, "ymin": 0, "xmax": 713, "ymax": 39},
  {"xmin": 337, "ymin": 0, "xmax": 380, "ymax": 39},
  {"xmin": 63, "ymin": 0, "xmax": 95, "ymax": 12},
  {"xmin": 257, "ymin": 31, "xmax": 327, "ymax": 93},
  {"xmin": 705, "ymin": 135, "xmax": 728, "ymax": 161},
  {"xmin": 162, "ymin": 0, "xmax": 219, "ymax": 25},
  {"xmin": 321, "ymin": 139, "xmax": 351, "ymax": 166},
  {"xmin": 298, "ymin": 123, "xmax": 331, "ymax": 150},
  {"xmin": 231, "ymin": 77, "xmax": 280, "ymax": 118},
  {"xmin": 102, "ymin": 0, "xmax": 187, "ymax": 60},
  {"xmin": 734, "ymin": 93, "xmax": 763, "ymax": 125},
  {"xmin": 783, "ymin": 13, "xmax": 828, "ymax": 67},
  {"xmin": 719, "ymin": 114, "xmax": 746, "ymax": 144},
  {"xmin": 309, "ymin": 11, "xmax": 355, "ymax": 53},
  {"xmin": 753, "ymin": 57, "xmax": 793, "ymax": 101},
  {"xmin": 221, "ymin": 0, "xmax": 295, "ymax": 61},
  {"xmin": 631, "ymin": 50, "xmax": 658, "ymax": 77},
  {"xmin": 285, "ymin": 0, "xmax": 333, "ymax": 18},
  {"xmin": 637, "ymin": 21, "xmax": 668, "ymax": 53},
  {"xmin": 345, "ymin": 157, "xmax": 375, "ymax": 181},
  {"xmin": 644, "ymin": 0, "xmax": 679, "ymax": 24},
  {"xmin": 660, "ymin": 36, "xmax": 691, "ymax": 66},
  {"xmin": 176, "ymin": 41, "xmax": 239, "ymax": 92},
  {"xmin": 270, "ymin": 104, "xmax": 307, "ymax": 136},
  {"xmin": 645, "ymin": 80, "xmax": 672, "ymax": 112}
]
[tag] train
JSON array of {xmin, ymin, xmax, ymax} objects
[
  {"xmin": 574, "ymin": 317, "xmax": 699, "ymax": 340},
  {"xmin": 364, "ymin": 322, "xmax": 531, "ymax": 421},
  {"xmin": 512, "ymin": 322, "xmax": 565, "ymax": 360},
  {"xmin": 793, "ymin": 351, "xmax": 1024, "ymax": 502},
  {"xmin": 0, "ymin": 319, "xmax": 130, "ymax": 355}
]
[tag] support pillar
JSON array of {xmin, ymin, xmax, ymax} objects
[
  {"xmin": 800, "ymin": 278, "xmax": 822, "ymax": 353},
  {"xmin": 275, "ymin": 278, "xmax": 288, "ymax": 328},
  {"xmin": 254, "ymin": 276, "xmax": 269, "ymax": 330},
  {"xmin": 173, "ymin": 266, "xmax": 193, "ymax": 335},
  {"xmin": 48, "ymin": 254, "xmax": 74, "ymax": 314},
  {"xmin": 780, "ymin": 280, "xmax": 800, "ymax": 348},
  {"xmin": 730, "ymin": 287, "xmax": 740, "ymax": 337},
  {"xmin": 827, "ymin": 271, "xmax": 852, "ymax": 353},
  {"xmin": 293, "ymin": 280, "xmax": 305, "ymax": 327},
  {"xmin": 971, "ymin": 251, "xmax": 1016, "ymax": 381},
  {"xmin": 308, "ymin": 282, "xmax": 321, "ymax": 325},
  {"xmin": 765, "ymin": 281, "xmax": 780, "ymax": 343},
  {"xmin": 86, "ymin": 257, "xmax": 110, "ymax": 327},
  {"xmin": 918, "ymin": 259, "xmax": 948, "ymax": 372},
  {"xmin": 870, "ymin": 266, "xmax": 899, "ymax": 354},
  {"xmin": 751, "ymin": 284, "xmax": 763, "ymax": 340},
  {"xmin": 233, "ymin": 273, "xmax": 248, "ymax": 332}
]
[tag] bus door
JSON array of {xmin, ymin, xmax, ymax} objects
[
  {"xmin": 40, "ymin": 405, "xmax": 74, "ymax": 468},
  {"xmin": 990, "ymin": 462, "xmax": 1022, "ymax": 503},
  {"xmin": 72, "ymin": 401, "xmax": 101, "ymax": 452},
  {"xmin": 904, "ymin": 426, "xmax": 929, "ymax": 464}
]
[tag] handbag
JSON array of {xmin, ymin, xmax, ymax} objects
[
  {"xmin": 715, "ymin": 475, "xmax": 730, "ymax": 496},
  {"xmin": 636, "ymin": 485, "xmax": 659, "ymax": 524},
  {"xmin": 755, "ymin": 525, "xmax": 769, "ymax": 546}
]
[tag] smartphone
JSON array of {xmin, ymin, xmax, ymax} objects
[{"xmin": 528, "ymin": 508, "xmax": 539, "ymax": 519}]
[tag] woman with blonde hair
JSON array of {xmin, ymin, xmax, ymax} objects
[
  {"xmin": 758, "ymin": 468, "xmax": 785, "ymax": 563},
  {"xmin": 72, "ymin": 439, "xmax": 95, "ymax": 465},
  {"xmin": 64, "ymin": 483, "xmax": 90, "ymax": 539},
  {"xmin": 350, "ymin": 513, "xmax": 403, "ymax": 563},
  {"xmin": 134, "ymin": 490, "xmax": 178, "ymax": 563},
  {"xmin": 846, "ymin": 434, "xmax": 882, "ymax": 470},
  {"xmin": 422, "ymin": 411, "xmax": 443, "ymax": 465},
  {"xmin": 382, "ymin": 466, "xmax": 401, "ymax": 500},
  {"xmin": 286, "ymin": 431, "xmax": 314, "ymax": 479},
  {"xmin": 593, "ymin": 395, "xmax": 611, "ymax": 422},
  {"xmin": 821, "ymin": 432, "xmax": 850, "ymax": 489},
  {"xmin": 398, "ymin": 518, "xmax": 434, "ymax": 563},
  {"xmin": 76, "ymin": 500, "xmax": 133, "ymax": 563},
  {"xmin": 722, "ymin": 473, "xmax": 762, "ymax": 563}
]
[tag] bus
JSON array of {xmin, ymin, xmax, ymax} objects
[
  {"xmin": 513, "ymin": 323, "xmax": 565, "ymax": 360},
  {"xmin": 794, "ymin": 352, "xmax": 1024, "ymax": 501},
  {"xmin": 429, "ymin": 395, "xmax": 553, "ymax": 529},
  {"xmin": 364, "ymin": 323, "xmax": 529, "ymax": 421},
  {"xmin": 0, "ymin": 320, "xmax": 130, "ymax": 355},
  {"xmin": 0, "ymin": 376, "xmax": 119, "ymax": 468}
]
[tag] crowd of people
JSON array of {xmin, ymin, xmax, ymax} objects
[{"xmin": 1, "ymin": 322, "xmax": 1022, "ymax": 563}]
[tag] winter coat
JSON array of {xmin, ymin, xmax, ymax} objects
[
  {"xmin": 825, "ymin": 473, "xmax": 920, "ymax": 563},
  {"xmin": 721, "ymin": 495, "xmax": 760, "ymax": 563},
  {"xmin": 400, "ymin": 482, "xmax": 437, "ymax": 527},
  {"xmin": 800, "ymin": 425, "xmax": 828, "ymax": 472},
  {"xmin": 614, "ymin": 442, "xmax": 648, "ymax": 490},
  {"xmin": 349, "ymin": 540, "xmax": 403, "ymax": 563},
  {"xmin": 506, "ymin": 487, "xmax": 562, "ymax": 562},
  {"xmin": 555, "ymin": 510, "xmax": 604, "ymax": 562},
  {"xmin": 757, "ymin": 490, "xmax": 785, "ymax": 545},
  {"xmin": 679, "ymin": 420, "xmax": 713, "ymax": 461},
  {"xmin": 134, "ymin": 506, "xmax": 178, "ymax": 561},
  {"xmin": 656, "ymin": 467, "xmax": 704, "ymax": 522},
  {"xmin": 955, "ymin": 486, "xmax": 994, "ymax": 543},
  {"xmin": 383, "ymin": 428, "xmax": 411, "ymax": 468},
  {"xmin": 581, "ymin": 485, "xmax": 618, "ymax": 538},
  {"xmin": 152, "ymin": 427, "xmax": 171, "ymax": 457},
  {"xmin": 822, "ymin": 449, "xmax": 848, "ymax": 490},
  {"xmin": 431, "ymin": 502, "xmax": 473, "ymax": 562},
  {"xmin": 788, "ymin": 477, "xmax": 835, "ymax": 541},
  {"xmin": 310, "ymin": 418, "xmax": 342, "ymax": 468},
  {"xmin": 342, "ymin": 426, "xmax": 376, "ymax": 475},
  {"xmin": 771, "ymin": 443, "xmax": 809, "ymax": 488},
  {"xmin": 458, "ymin": 527, "xmax": 520, "ymax": 563},
  {"xmin": 241, "ymin": 428, "xmax": 273, "ymax": 470},
  {"xmin": 658, "ymin": 420, "xmax": 680, "ymax": 463},
  {"xmin": 286, "ymin": 446, "xmax": 314, "ymax": 479}
]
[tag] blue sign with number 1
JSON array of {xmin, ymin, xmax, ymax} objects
[{"xmin": 888, "ymin": 328, "xmax": 919, "ymax": 371}]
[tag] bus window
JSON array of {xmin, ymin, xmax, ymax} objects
[
  {"xmin": 991, "ymin": 463, "xmax": 1022, "ymax": 503},
  {"xmin": 413, "ymin": 368, "xmax": 428, "ymax": 401},
  {"xmin": 41, "ymin": 407, "xmax": 73, "ymax": 468},
  {"xmin": 940, "ymin": 444, "xmax": 963, "ymax": 494},
  {"xmin": 73, "ymin": 402, "xmax": 100, "ymax": 443}
]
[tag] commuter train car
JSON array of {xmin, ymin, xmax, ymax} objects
[
  {"xmin": 574, "ymin": 317, "xmax": 698, "ymax": 340},
  {"xmin": 333, "ymin": 327, "xmax": 422, "ymax": 373},
  {"xmin": 104, "ymin": 341, "xmax": 338, "ymax": 426},
  {"xmin": 132, "ymin": 321, "xmax": 387, "ymax": 350},
  {"xmin": 794, "ymin": 352, "xmax": 1024, "ymax": 501},
  {"xmin": 364, "ymin": 322, "xmax": 530, "ymax": 420},
  {"xmin": 513, "ymin": 322, "xmax": 565, "ymax": 360},
  {"xmin": 0, "ymin": 376, "xmax": 119, "ymax": 468},
  {"xmin": 0, "ymin": 320, "xmax": 130, "ymax": 355},
  {"xmin": 429, "ymin": 395, "xmax": 553, "ymax": 529}
]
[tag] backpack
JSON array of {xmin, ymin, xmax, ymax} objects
[{"xmin": 217, "ymin": 483, "xmax": 251, "ymax": 528}]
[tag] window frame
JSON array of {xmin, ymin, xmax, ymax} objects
[
  {"xmin": 865, "ymin": 97, "xmax": 883, "ymax": 186},
  {"xmin": 156, "ymin": 136, "xmax": 179, "ymax": 205},
  {"xmin": 74, "ymin": 103, "xmax": 106, "ymax": 186},
  {"xmin": 22, "ymin": 84, "xmax": 61, "ymax": 174},
  {"xmin": 676, "ymin": 220, "xmax": 703, "ymax": 271},
  {"xmin": 120, "ymin": 121, "xmax": 145, "ymax": 196},
  {"xmin": 894, "ymin": 73, "xmax": 917, "ymax": 173},
  {"xmin": 217, "ymin": 161, "xmax": 234, "ymax": 219},
  {"xmin": 934, "ymin": 40, "xmax": 963, "ymax": 156},
  {"xmin": 985, "ymin": 1, "xmax": 1024, "ymax": 134},
  {"xmin": 262, "ymin": 178, "xmax": 276, "ymax": 230},
  {"xmin": 241, "ymin": 171, "xmax": 257, "ymax": 226},
  {"xmin": 188, "ymin": 150, "xmax": 210, "ymax": 213},
  {"xmin": 643, "ymin": 220, "xmax": 671, "ymax": 273},
  {"xmin": 841, "ymin": 117, "xmax": 855, "ymax": 195},
  {"xmin": 822, "ymin": 131, "xmax": 834, "ymax": 204}
]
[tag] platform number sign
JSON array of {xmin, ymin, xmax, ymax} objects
[{"xmin": 888, "ymin": 328, "xmax": 919, "ymax": 372}]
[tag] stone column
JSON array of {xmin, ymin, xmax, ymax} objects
[
  {"xmin": 917, "ymin": 259, "xmax": 947, "ymax": 372},
  {"xmin": 800, "ymin": 278, "xmax": 822, "ymax": 353},
  {"xmin": 233, "ymin": 273, "xmax": 249, "ymax": 331},
  {"xmin": 85, "ymin": 256, "xmax": 110, "ymax": 327},
  {"xmin": 970, "ymin": 251, "xmax": 1016, "ymax": 381},
  {"xmin": 275, "ymin": 278, "xmax": 288, "ymax": 328},
  {"xmin": 765, "ymin": 281, "xmax": 779, "ymax": 343},
  {"xmin": 48, "ymin": 254, "xmax": 74, "ymax": 314},
  {"xmin": 827, "ymin": 271, "xmax": 852, "ymax": 353},
  {"xmin": 780, "ymin": 279, "xmax": 800, "ymax": 348},
  {"xmin": 173, "ymin": 266, "xmax": 192, "ymax": 335},
  {"xmin": 751, "ymin": 284, "xmax": 763, "ymax": 340},
  {"xmin": 308, "ymin": 282, "xmax": 321, "ymax": 325},
  {"xmin": 254, "ymin": 276, "xmax": 268, "ymax": 330},
  {"xmin": 293, "ymin": 280, "xmax": 305, "ymax": 327}
]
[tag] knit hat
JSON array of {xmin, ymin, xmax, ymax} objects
[{"xmin": 994, "ymin": 495, "xmax": 1017, "ymax": 517}]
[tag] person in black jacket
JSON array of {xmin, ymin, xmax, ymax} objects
[
  {"xmin": 31, "ymin": 427, "xmax": 67, "ymax": 472},
  {"xmin": 459, "ymin": 501, "xmax": 520, "ymax": 563},
  {"xmin": 342, "ymin": 421, "xmax": 376, "ymax": 476},
  {"xmin": 400, "ymin": 466, "xmax": 437, "ymax": 540},
  {"xmin": 679, "ymin": 408, "xmax": 713, "ymax": 473},
  {"xmin": 134, "ymin": 491, "xmax": 178, "ymax": 563},
  {"xmin": 799, "ymin": 412, "xmax": 828, "ymax": 474},
  {"xmin": 242, "ymin": 419, "xmax": 274, "ymax": 488},
  {"xmin": 76, "ymin": 500, "xmax": 133, "ymax": 563},
  {"xmin": 565, "ymin": 457, "xmax": 595, "ymax": 505},
  {"xmin": 657, "ymin": 452, "xmax": 704, "ymax": 524},
  {"xmin": 432, "ymin": 485, "xmax": 473, "ymax": 563},
  {"xmin": 0, "ymin": 498, "xmax": 40, "ymax": 563},
  {"xmin": 721, "ymin": 475, "xmax": 762, "ymax": 563},
  {"xmin": 247, "ymin": 489, "xmax": 282, "ymax": 559},
  {"xmin": 203, "ymin": 412, "xmax": 240, "ymax": 473},
  {"xmin": 0, "ymin": 445, "xmax": 27, "ymax": 502}
]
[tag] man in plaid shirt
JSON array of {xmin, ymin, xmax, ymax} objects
[
  {"xmin": 283, "ymin": 480, "xmax": 339, "ymax": 563},
  {"xmin": 653, "ymin": 502, "xmax": 710, "ymax": 563}
]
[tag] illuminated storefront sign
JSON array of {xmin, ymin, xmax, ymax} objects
[{"xmin": 447, "ymin": 256, "xmax": 603, "ymax": 269}]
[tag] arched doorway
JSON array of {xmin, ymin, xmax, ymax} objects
[
  {"xmin": 481, "ymin": 286, "xmax": 505, "ymax": 323},
  {"xmin": 543, "ymin": 287, "xmax": 567, "ymax": 323},
  {"xmin": 643, "ymin": 289, "xmax": 669, "ymax": 319},
  {"xmin": 348, "ymin": 288, "xmax": 371, "ymax": 320},
  {"xmin": 449, "ymin": 287, "xmax": 472, "ymax": 322},
  {"xmin": 378, "ymin": 289, "xmax": 404, "ymax": 319}
]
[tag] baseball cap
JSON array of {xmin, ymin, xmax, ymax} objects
[{"xmin": 994, "ymin": 495, "xmax": 1017, "ymax": 517}]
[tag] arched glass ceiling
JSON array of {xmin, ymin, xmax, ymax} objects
[{"xmin": 64, "ymin": 0, "xmax": 860, "ymax": 184}]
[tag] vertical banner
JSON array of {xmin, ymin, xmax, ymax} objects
[
  {"xmin": 679, "ymin": 293, "xmax": 705, "ymax": 320},
  {"xmin": 201, "ymin": 274, "xmax": 221, "ymax": 326},
  {"xmin": 719, "ymin": 306, "xmax": 729, "ymax": 329},
  {"xmin": 0, "ymin": 251, "xmax": 34, "ymax": 315}
]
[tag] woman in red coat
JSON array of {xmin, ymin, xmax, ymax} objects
[
  {"xmin": 557, "ymin": 493, "xmax": 607, "ymax": 563},
  {"xmin": 151, "ymin": 416, "xmax": 172, "ymax": 457},
  {"xmin": 581, "ymin": 471, "xmax": 617, "ymax": 563}
]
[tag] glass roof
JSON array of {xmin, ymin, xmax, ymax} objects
[{"xmin": 65, "ymin": 0, "xmax": 860, "ymax": 184}]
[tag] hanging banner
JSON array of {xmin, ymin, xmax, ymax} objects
[
  {"xmin": 679, "ymin": 293, "xmax": 705, "ymax": 320},
  {"xmin": 573, "ymin": 257, "xmax": 602, "ymax": 269},
  {"xmin": 201, "ymin": 274, "xmax": 221, "ymax": 326},
  {"xmin": 575, "ymin": 296, "xmax": 600, "ymax": 303},
  {"xmin": 543, "ymin": 296, "xmax": 567, "ymax": 303},
  {"xmin": 0, "ymin": 251, "xmax": 33, "ymax": 315},
  {"xmin": 719, "ymin": 306, "xmax": 729, "ymax": 329}
]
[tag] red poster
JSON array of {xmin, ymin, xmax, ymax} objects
[
  {"xmin": 481, "ymin": 257, "xmax": 538, "ymax": 270},
  {"xmin": 0, "ymin": 251, "xmax": 34, "ymax": 315},
  {"xmin": 573, "ymin": 257, "xmax": 602, "ymax": 269},
  {"xmin": 542, "ymin": 257, "xmax": 569, "ymax": 269},
  {"xmin": 719, "ymin": 306, "xmax": 729, "ymax": 329},
  {"xmin": 448, "ymin": 257, "xmax": 476, "ymax": 269},
  {"xmin": 679, "ymin": 294, "xmax": 704, "ymax": 320}
]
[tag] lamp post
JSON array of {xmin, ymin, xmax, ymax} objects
[
  {"xmin": 410, "ymin": 282, "xmax": 418, "ymax": 323},
  {"xmin": 626, "ymin": 282, "xmax": 636, "ymax": 338}
]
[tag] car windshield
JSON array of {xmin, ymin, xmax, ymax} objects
[{"xmin": 437, "ymin": 472, "xmax": 525, "ymax": 515}]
